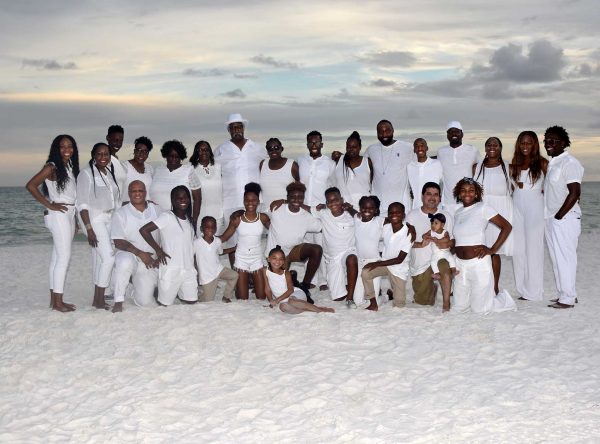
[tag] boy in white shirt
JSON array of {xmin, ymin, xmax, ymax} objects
[
  {"xmin": 194, "ymin": 216, "xmax": 238, "ymax": 303},
  {"xmin": 361, "ymin": 202, "xmax": 414, "ymax": 311}
]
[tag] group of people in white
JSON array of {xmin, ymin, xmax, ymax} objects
[{"xmin": 26, "ymin": 113, "xmax": 584, "ymax": 315}]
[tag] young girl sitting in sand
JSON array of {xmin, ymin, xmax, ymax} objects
[
  {"xmin": 423, "ymin": 213, "xmax": 458, "ymax": 280},
  {"xmin": 262, "ymin": 245, "xmax": 334, "ymax": 314}
]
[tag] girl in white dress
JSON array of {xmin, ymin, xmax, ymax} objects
[
  {"xmin": 123, "ymin": 136, "xmax": 154, "ymax": 201},
  {"xmin": 220, "ymin": 183, "xmax": 270, "ymax": 300},
  {"xmin": 258, "ymin": 138, "xmax": 299, "ymax": 213},
  {"xmin": 473, "ymin": 137, "xmax": 513, "ymax": 294},
  {"xmin": 77, "ymin": 143, "xmax": 120, "ymax": 309},
  {"xmin": 26, "ymin": 134, "xmax": 80, "ymax": 312},
  {"xmin": 510, "ymin": 131, "xmax": 548, "ymax": 301},
  {"xmin": 334, "ymin": 131, "xmax": 373, "ymax": 209},
  {"xmin": 190, "ymin": 141, "xmax": 225, "ymax": 235},
  {"xmin": 263, "ymin": 245, "xmax": 334, "ymax": 314}
]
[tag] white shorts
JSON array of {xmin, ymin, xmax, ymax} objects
[
  {"xmin": 234, "ymin": 247, "xmax": 264, "ymax": 273},
  {"xmin": 325, "ymin": 248, "xmax": 358, "ymax": 300},
  {"xmin": 158, "ymin": 266, "xmax": 198, "ymax": 306}
]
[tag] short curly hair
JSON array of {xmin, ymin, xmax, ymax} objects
[
  {"xmin": 453, "ymin": 178, "xmax": 483, "ymax": 203},
  {"xmin": 160, "ymin": 139, "xmax": 187, "ymax": 160},
  {"xmin": 544, "ymin": 125, "xmax": 571, "ymax": 148}
]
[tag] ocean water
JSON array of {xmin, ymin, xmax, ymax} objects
[{"xmin": 2, "ymin": 183, "xmax": 600, "ymax": 247}]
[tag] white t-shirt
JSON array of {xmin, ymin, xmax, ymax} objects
[
  {"xmin": 311, "ymin": 208, "xmax": 355, "ymax": 259},
  {"xmin": 266, "ymin": 205, "xmax": 322, "ymax": 256},
  {"xmin": 405, "ymin": 207, "xmax": 454, "ymax": 276},
  {"xmin": 544, "ymin": 151, "xmax": 584, "ymax": 218},
  {"xmin": 297, "ymin": 154, "xmax": 336, "ymax": 206},
  {"xmin": 150, "ymin": 164, "xmax": 201, "ymax": 211},
  {"xmin": 193, "ymin": 236, "xmax": 224, "ymax": 284},
  {"xmin": 381, "ymin": 224, "xmax": 413, "ymax": 279},
  {"xmin": 436, "ymin": 143, "xmax": 480, "ymax": 208},
  {"xmin": 366, "ymin": 140, "xmax": 415, "ymax": 211},
  {"xmin": 153, "ymin": 211, "xmax": 195, "ymax": 270},
  {"xmin": 215, "ymin": 139, "xmax": 266, "ymax": 210},
  {"xmin": 407, "ymin": 158, "xmax": 443, "ymax": 209},
  {"xmin": 354, "ymin": 215, "xmax": 384, "ymax": 259},
  {"xmin": 111, "ymin": 202, "xmax": 161, "ymax": 251},
  {"xmin": 453, "ymin": 202, "xmax": 497, "ymax": 246}
]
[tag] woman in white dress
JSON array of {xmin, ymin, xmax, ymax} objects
[
  {"xmin": 26, "ymin": 134, "xmax": 80, "ymax": 312},
  {"xmin": 150, "ymin": 140, "xmax": 201, "ymax": 226},
  {"xmin": 258, "ymin": 138, "xmax": 299, "ymax": 213},
  {"xmin": 123, "ymin": 136, "xmax": 154, "ymax": 202},
  {"xmin": 334, "ymin": 131, "xmax": 373, "ymax": 209},
  {"xmin": 473, "ymin": 137, "xmax": 513, "ymax": 295},
  {"xmin": 510, "ymin": 131, "xmax": 548, "ymax": 301},
  {"xmin": 190, "ymin": 140, "xmax": 225, "ymax": 235}
]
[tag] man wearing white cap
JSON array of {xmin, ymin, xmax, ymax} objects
[
  {"xmin": 437, "ymin": 121, "xmax": 480, "ymax": 215},
  {"xmin": 365, "ymin": 119, "xmax": 415, "ymax": 215},
  {"xmin": 215, "ymin": 114, "xmax": 267, "ymax": 255}
]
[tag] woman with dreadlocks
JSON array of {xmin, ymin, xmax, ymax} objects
[
  {"xmin": 26, "ymin": 135, "xmax": 80, "ymax": 312},
  {"xmin": 472, "ymin": 137, "xmax": 514, "ymax": 295},
  {"xmin": 76, "ymin": 142, "xmax": 120, "ymax": 309},
  {"xmin": 334, "ymin": 131, "xmax": 373, "ymax": 209}
]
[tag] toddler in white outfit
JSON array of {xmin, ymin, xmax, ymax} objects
[{"xmin": 425, "ymin": 213, "xmax": 458, "ymax": 280}]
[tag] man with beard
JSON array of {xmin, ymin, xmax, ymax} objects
[
  {"xmin": 215, "ymin": 113, "xmax": 267, "ymax": 258},
  {"xmin": 106, "ymin": 124, "xmax": 128, "ymax": 204},
  {"xmin": 405, "ymin": 182, "xmax": 454, "ymax": 311},
  {"xmin": 436, "ymin": 121, "xmax": 480, "ymax": 214},
  {"xmin": 365, "ymin": 120, "xmax": 414, "ymax": 215}
]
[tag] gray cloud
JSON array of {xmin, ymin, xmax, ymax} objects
[
  {"xmin": 366, "ymin": 78, "xmax": 397, "ymax": 88},
  {"xmin": 221, "ymin": 88, "xmax": 246, "ymax": 99},
  {"xmin": 182, "ymin": 68, "xmax": 228, "ymax": 77},
  {"xmin": 250, "ymin": 54, "xmax": 300, "ymax": 69},
  {"xmin": 358, "ymin": 51, "xmax": 416, "ymax": 68},
  {"xmin": 21, "ymin": 59, "xmax": 78, "ymax": 70},
  {"xmin": 471, "ymin": 40, "xmax": 565, "ymax": 83},
  {"xmin": 234, "ymin": 73, "xmax": 259, "ymax": 79}
]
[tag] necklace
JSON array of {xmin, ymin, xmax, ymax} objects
[{"xmin": 243, "ymin": 211, "xmax": 260, "ymax": 222}]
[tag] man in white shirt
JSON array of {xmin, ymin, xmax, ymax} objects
[
  {"xmin": 405, "ymin": 182, "xmax": 454, "ymax": 311},
  {"xmin": 436, "ymin": 121, "xmax": 480, "ymax": 214},
  {"xmin": 297, "ymin": 130, "xmax": 336, "ymax": 290},
  {"xmin": 365, "ymin": 120, "xmax": 415, "ymax": 215},
  {"xmin": 215, "ymin": 113, "xmax": 267, "ymax": 259},
  {"xmin": 407, "ymin": 138, "xmax": 443, "ymax": 209},
  {"xmin": 110, "ymin": 180, "xmax": 161, "ymax": 312},
  {"xmin": 543, "ymin": 126, "xmax": 584, "ymax": 309},
  {"xmin": 106, "ymin": 124, "xmax": 128, "ymax": 203}
]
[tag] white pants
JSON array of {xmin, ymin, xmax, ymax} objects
[
  {"xmin": 158, "ymin": 266, "xmax": 198, "ymax": 306},
  {"xmin": 89, "ymin": 212, "xmax": 115, "ymax": 288},
  {"xmin": 113, "ymin": 251, "xmax": 158, "ymax": 305},
  {"xmin": 44, "ymin": 206, "xmax": 76, "ymax": 293},
  {"xmin": 431, "ymin": 248, "xmax": 456, "ymax": 274},
  {"xmin": 545, "ymin": 212, "xmax": 581, "ymax": 305},
  {"xmin": 354, "ymin": 257, "xmax": 382, "ymax": 305},
  {"xmin": 305, "ymin": 232, "xmax": 327, "ymax": 286},
  {"xmin": 452, "ymin": 256, "xmax": 516, "ymax": 314},
  {"xmin": 325, "ymin": 249, "xmax": 357, "ymax": 300}
]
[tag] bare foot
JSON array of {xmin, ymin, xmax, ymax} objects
[
  {"xmin": 366, "ymin": 299, "xmax": 378, "ymax": 311},
  {"xmin": 52, "ymin": 303, "xmax": 73, "ymax": 313},
  {"xmin": 319, "ymin": 307, "xmax": 335, "ymax": 313},
  {"xmin": 93, "ymin": 302, "xmax": 111, "ymax": 310},
  {"xmin": 319, "ymin": 285, "xmax": 328, "ymax": 291},
  {"xmin": 222, "ymin": 297, "xmax": 232, "ymax": 303},
  {"xmin": 112, "ymin": 302, "xmax": 123, "ymax": 313},
  {"xmin": 333, "ymin": 295, "xmax": 347, "ymax": 302},
  {"xmin": 442, "ymin": 303, "xmax": 450, "ymax": 312}
]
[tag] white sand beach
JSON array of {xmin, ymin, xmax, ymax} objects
[{"xmin": 1, "ymin": 234, "xmax": 600, "ymax": 443}]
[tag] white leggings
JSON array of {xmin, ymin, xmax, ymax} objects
[
  {"xmin": 45, "ymin": 207, "xmax": 76, "ymax": 293},
  {"xmin": 89, "ymin": 212, "xmax": 115, "ymax": 288},
  {"xmin": 113, "ymin": 251, "xmax": 158, "ymax": 305}
]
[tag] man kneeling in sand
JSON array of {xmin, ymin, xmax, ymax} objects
[
  {"xmin": 110, "ymin": 181, "xmax": 161, "ymax": 312},
  {"xmin": 267, "ymin": 182, "xmax": 323, "ymax": 304}
]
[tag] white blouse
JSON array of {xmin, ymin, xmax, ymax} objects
[{"xmin": 76, "ymin": 164, "xmax": 120, "ymax": 220}]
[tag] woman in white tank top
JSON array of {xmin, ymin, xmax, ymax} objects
[
  {"xmin": 334, "ymin": 131, "xmax": 373, "ymax": 209},
  {"xmin": 26, "ymin": 134, "xmax": 80, "ymax": 312},
  {"xmin": 259, "ymin": 138, "xmax": 300, "ymax": 213}
]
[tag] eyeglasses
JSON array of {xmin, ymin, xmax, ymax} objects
[
  {"xmin": 134, "ymin": 148, "xmax": 149, "ymax": 154},
  {"xmin": 543, "ymin": 138, "xmax": 562, "ymax": 146},
  {"xmin": 266, "ymin": 145, "xmax": 282, "ymax": 152}
]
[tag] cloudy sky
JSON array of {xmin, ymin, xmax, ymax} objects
[{"xmin": 1, "ymin": 0, "xmax": 599, "ymax": 185}]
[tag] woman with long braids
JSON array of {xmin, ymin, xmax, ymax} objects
[
  {"xmin": 76, "ymin": 142, "xmax": 120, "ymax": 309},
  {"xmin": 473, "ymin": 137, "xmax": 513, "ymax": 295},
  {"xmin": 510, "ymin": 131, "xmax": 548, "ymax": 301},
  {"xmin": 26, "ymin": 135, "xmax": 80, "ymax": 312},
  {"xmin": 334, "ymin": 131, "xmax": 373, "ymax": 209}
]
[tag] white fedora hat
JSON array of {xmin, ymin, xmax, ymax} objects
[{"xmin": 225, "ymin": 113, "xmax": 248, "ymax": 127}]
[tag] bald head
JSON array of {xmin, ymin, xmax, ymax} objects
[{"xmin": 128, "ymin": 180, "xmax": 147, "ymax": 205}]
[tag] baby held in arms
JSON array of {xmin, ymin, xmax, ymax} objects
[{"xmin": 423, "ymin": 213, "xmax": 459, "ymax": 280}]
